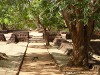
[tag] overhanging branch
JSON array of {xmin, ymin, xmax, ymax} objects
[
  {"xmin": 61, "ymin": 9, "xmax": 71, "ymax": 30},
  {"xmin": 92, "ymin": 6, "xmax": 100, "ymax": 15}
]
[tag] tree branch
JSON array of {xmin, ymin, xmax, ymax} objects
[
  {"xmin": 37, "ymin": 16, "xmax": 45, "ymax": 29},
  {"xmin": 61, "ymin": 9, "xmax": 71, "ymax": 31},
  {"xmin": 92, "ymin": 6, "xmax": 100, "ymax": 15}
]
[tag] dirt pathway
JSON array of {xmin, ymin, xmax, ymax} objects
[
  {"xmin": 19, "ymin": 31, "xmax": 62, "ymax": 75},
  {"xmin": 19, "ymin": 43, "xmax": 62, "ymax": 75}
]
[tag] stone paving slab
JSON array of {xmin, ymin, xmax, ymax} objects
[{"xmin": 0, "ymin": 42, "xmax": 28, "ymax": 75}]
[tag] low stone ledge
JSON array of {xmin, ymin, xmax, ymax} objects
[
  {"xmin": 14, "ymin": 31, "xmax": 29, "ymax": 42},
  {"xmin": 0, "ymin": 33, "xmax": 6, "ymax": 41},
  {"xmin": 7, "ymin": 33, "xmax": 18, "ymax": 44}
]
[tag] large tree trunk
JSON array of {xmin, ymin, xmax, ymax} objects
[
  {"xmin": 62, "ymin": 8, "xmax": 95, "ymax": 68},
  {"xmin": 69, "ymin": 21, "xmax": 89, "ymax": 68},
  {"xmin": 69, "ymin": 20, "xmax": 95, "ymax": 69},
  {"xmin": 43, "ymin": 28, "xmax": 50, "ymax": 46},
  {"xmin": 37, "ymin": 16, "xmax": 50, "ymax": 46}
]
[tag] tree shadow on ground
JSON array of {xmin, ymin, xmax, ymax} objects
[
  {"xmin": 0, "ymin": 54, "xmax": 24, "ymax": 70},
  {"xmin": 28, "ymin": 45, "xmax": 46, "ymax": 49},
  {"xmin": 20, "ymin": 53, "xmax": 61, "ymax": 75}
]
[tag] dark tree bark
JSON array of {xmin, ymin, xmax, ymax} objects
[
  {"xmin": 37, "ymin": 16, "xmax": 50, "ymax": 46},
  {"xmin": 61, "ymin": 3, "xmax": 96, "ymax": 68},
  {"xmin": 44, "ymin": 28, "xmax": 50, "ymax": 46},
  {"xmin": 69, "ymin": 21, "xmax": 89, "ymax": 68}
]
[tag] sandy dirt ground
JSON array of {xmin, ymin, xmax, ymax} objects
[
  {"xmin": 0, "ymin": 42, "xmax": 28, "ymax": 75},
  {"xmin": 19, "ymin": 31, "xmax": 62, "ymax": 75},
  {"xmin": 19, "ymin": 42, "xmax": 62, "ymax": 75}
]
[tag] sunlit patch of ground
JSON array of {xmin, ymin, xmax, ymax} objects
[{"xmin": 0, "ymin": 42, "xmax": 28, "ymax": 75}]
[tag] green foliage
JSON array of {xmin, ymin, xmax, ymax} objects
[
  {"xmin": 0, "ymin": 0, "xmax": 99, "ymax": 30},
  {"xmin": 0, "ymin": 0, "xmax": 36, "ymax": 30},
  {"xmin": 48, "ymin": 0, "xmax": 100, "ymax": 25}
]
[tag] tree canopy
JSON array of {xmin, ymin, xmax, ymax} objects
[
  {"xmin": 0, "ymin": 0, "xmax": 36, "ymax": 30},
  {"xmin": 0, "ymin": 0, "xmax": 99, "ymax": 30}
]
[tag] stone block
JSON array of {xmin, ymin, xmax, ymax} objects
[
  {"xmin": 0, "ymin": 33, "xmax": 6, "ymax": 41},
  {"xmin": 14, "ymin": 31, "xmax": 29, "ymax": 42},
  {"xmin": 7, "ymin": 34, "xmax": 18, "ymax": 43}
]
